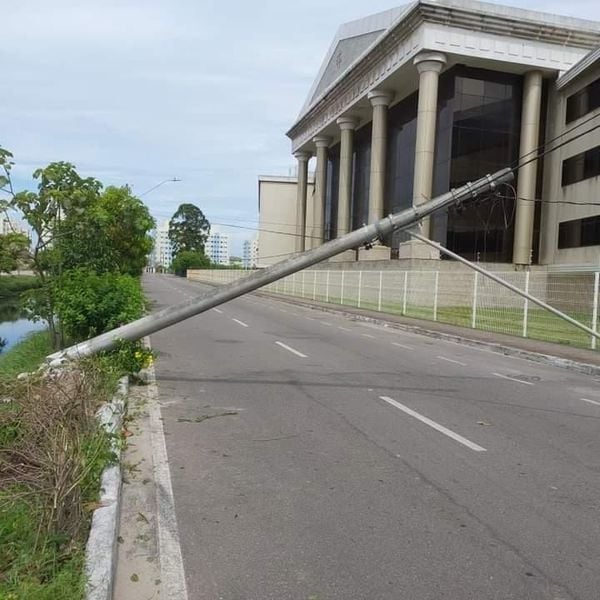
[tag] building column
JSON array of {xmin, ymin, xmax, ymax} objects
[
  {"xmin": 336, "ymin": 116, "xmax": 359, "ymax": 237},
  {"xmin": 367, "ymin": 90, "xmax": 394, "ymax": 225},
  {"xmin": 513, "ymin": 70, "xmax": 543, "ymax": 268},
  {"xmin": 294, "ymin": 150, "xmax": 311, "ymax": 253},
  {"xmin": 412, "ymin": 52, "xmax": 446, "ymax": 237},
  {"xmin": 309, "ymin": 135, "xmax": 331, "ymax": 249}
]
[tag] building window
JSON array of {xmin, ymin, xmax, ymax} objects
[
  {"xmin": 565, "ymin": 76, "xmax": 600, "ymax": 123},
  {"xmin": 325, "ymin": 143, "xmax": 340, "ymax": 241},
  {"xmin": 435, "ymin": 66, "xmax": 523, "ymax": 262},
  {"xmin": 561, "ymin": 145, "xmax": 600, "ymax": 186},
  {"xmin": 558, "ymin": 214, "xmax": 600, "ymax": 249},
  {"xmin": 351, "ymin": 123, "xmax": 371, "ymax": 230}
]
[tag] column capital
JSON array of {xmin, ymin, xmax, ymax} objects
[
  {"xmin": 336, "ymin": 115, "xmax": 359, "ymax": 131},
  {"xmin": 413, "ymin": 51, "xmax": 447, "ymax": 74},
  {"xmin": 313, "ymin": 135, "xmax": 331, "ymax": 148},
  {"xmin": 293, "ymin": 150, "xmax": 312, "ymax": 162},
  {"xmin": 367, "ymin": 89, "xmax": 394, "ymax": 107}
]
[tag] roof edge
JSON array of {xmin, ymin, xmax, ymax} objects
[{"xmin": 557, "ymin": 46, "xmax": 600, "ymax": 89}]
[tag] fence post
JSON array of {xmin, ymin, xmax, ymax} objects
[
  {"xmin": 433, "ymin": 271, "xmax": 439, "ymax": 322},
  {"xmin": 402, "ymin": 271, "xmax": 408, "ymax": 315},
  {"xmin": 592, "ymin": 271, "xmax": 599, "ymax": 350},
  {"xmin": 522, "ymin": 271, "xmax": 530, "ymax": 338},
  {"xmin": 326, "ymin": 271, "xmax": 330, "ymax": 303},
  {"xmin": 357, "ymin": 271, "xmax": 363, "ymax": 308},
  {"xmin": 313, "ymin": 271, "xmax": 317, "ymax": 301},
  {"xmin": 340, "ymin": 270, "xmax": 345, "ymax": 305},
  {"xmin": 471, "ymin": 272, "xmax": 478, "ymax": 329},
  {"xmin": 301, "ymin": 271, "xmax": 305, "ymax": 298},
  {"xmin": 378, "ymin": 270, "xmax": 383, "ymax": 312}
]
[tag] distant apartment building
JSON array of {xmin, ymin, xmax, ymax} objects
[
  {"xmin": 1, "ymin": 216, "xmax": 29, "ymax": 238},
  {"xmin": 242, "ymin": 238, "xmax": 259, "ymax": 268},
  {"xmin": 206, "ymin": 231, "xmax": 230, "ymax": 265},
  {"xmin": 152, "ymin": 220, "xmax": 174, "ymax": 269}
]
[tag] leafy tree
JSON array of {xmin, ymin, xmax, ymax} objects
[
  {"xmin": 171, "ymin": 250, "xmax": 211, "ymax": 277},
  {"xmin": 10, "ymin": 160, "xmax": 101, "ymax": 347},
  {"xmin": 0, "ymin": 232, "xmax": 29, "ymax": 273},
  {"xmin": 59, "ymin": 185, "xmax": 155, "ymax": 276},
  {"xmin": 168, "ymin": 203, "xmax": 210, "ymax": 255},
  {"xmin": 0, "ymin": 146, "xmax": 155, "ymax": 349}
]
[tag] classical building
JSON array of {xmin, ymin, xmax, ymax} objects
[
  {"xmin": 285, "ymin": 0, "xmax": 600, "ymax": 267},
  {"xmin": 206, "ymin": 231, "xmax": 230, "ymax": 266}
]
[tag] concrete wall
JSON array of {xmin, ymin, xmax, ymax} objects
[
  {"xmin": 257, "ymin": 177, "xmax": 314, "ymax": 267},
  {"xmin": 540, "ymin": 67, "xmax": 600, "ymax": 266}
]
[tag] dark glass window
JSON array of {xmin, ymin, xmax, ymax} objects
[
  {"xmin": 565, "ymin": 76, "xmax": 600, "ymax": 123},
  {"xmin": 385, "ymin": 92, "xmax": 418, "ymax": 247},
  {"xmin": 351, "ymin": 123, "xmax": 371, "ymax": 230},
  {"xmin": 561, "ymin": 145, "xmax": 600, "ymax": 186},
  {"xmin": 558, "ymin": 215, "xmax": 600, "ymax": 248},
  {"xmin": 434, "ymin": 66, "xmax": 523, "ymax": 262},
  {"xmin": 324, "ymin": 143, "xmax": 340, "ymax": 241}
]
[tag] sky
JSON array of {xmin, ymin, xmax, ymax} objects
[{"xmin": 3, "ymin": 0, "xmax": 600, "ymax": 255}]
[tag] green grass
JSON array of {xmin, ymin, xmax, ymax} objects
[
  {"xmin": 311, "ymin": 293, "xmax": 596, "ymax": 349},
  {"xmin": 0, "ymin": 359, "xmax": 116, "ymax": 600},
  {"xmin": 0, "ymin": 496, "xmax": 86, "ymax": 600},
  {"xmin": 0, "ymin": 331, "xmax": 53, "ymax": 379}
]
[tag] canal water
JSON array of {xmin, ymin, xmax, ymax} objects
[{"xmin": 0, "ymin": 302, "xmax": 46, "ymax": 352}]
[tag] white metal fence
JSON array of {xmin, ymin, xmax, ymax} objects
[{"xmin": 187, "ymin": 268, "xmax": 600, "ymax": 350}]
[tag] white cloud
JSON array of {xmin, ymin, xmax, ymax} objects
[{"xmin": 3, "ymin": 0, "xmax": 600, "ymax": 254}]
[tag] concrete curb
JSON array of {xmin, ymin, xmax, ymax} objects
[
  {"xmin": 254, "ymin": 291, "xmax": 600, "ymax": 378},
  {"xmin": 85, "ymin": 375, "xmax": 129, "ymax": 600}
]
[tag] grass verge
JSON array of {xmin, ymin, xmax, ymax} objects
[
  {"xmin": 0, "ymin": 358, "xmax": 122, "ymax": 600},
  {"xmin": 0, "ymin": 331, "xmax": 53, "ymax": 379},
  {"xmin": 308, "ymin": 293, "xmax": 596, "ymax": 350}
]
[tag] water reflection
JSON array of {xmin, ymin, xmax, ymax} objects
[{"xmin": 0, "ymin": 301, "xmax": 46, "ymax": 351}]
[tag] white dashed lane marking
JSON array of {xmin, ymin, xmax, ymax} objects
[
  {"xmin": 380, "ymin": 396, "xmax": 487, "ymax": 452},
  {"xmin": 581, "ymin": 397, "xmax": 600, "ymax": 407},
  {"xmin": 391, "ymin": 342, "xmax": 414, "ymax": 350},
  {"xmin": 492, "ymin": 372, "xmax": 534, "ymax": 386},
  {"xmin": 275, "ymin": 341, "xmax": 307, "ymax": 358},
  {"xmin": 437, "ymin": 356, "xmax": 467, "ymax": 366}
]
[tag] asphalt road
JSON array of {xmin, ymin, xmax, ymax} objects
[{"xmin": 144, "ymin": 273, "xmax": 600, "ymax": 600}]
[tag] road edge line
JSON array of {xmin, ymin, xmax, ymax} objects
[{"xmin": 144, "ymin": 338, "xmax": 189, "ymax": 600}]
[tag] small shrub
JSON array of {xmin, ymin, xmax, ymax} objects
[{"xmin": 53, "ymin": 268, "xmax": 145, "ymax": 341}]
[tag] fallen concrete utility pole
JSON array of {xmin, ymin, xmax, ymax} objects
[
  {"xmin": 47, "ymin": 168, "xmax": 513, "ymax": 363},
  {"xmin": 407, "ymin": 230, "xmax": 600, "ymax": 344}
]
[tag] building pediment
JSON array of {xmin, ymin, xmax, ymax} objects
[{"xmin": 289, "ymin": 0, "xmax": 600, "ymax": 152}]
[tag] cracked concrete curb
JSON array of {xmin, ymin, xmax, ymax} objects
[
  {"xmin": 85, "ymin": 375, "xmax": 129, "ymax": 600},
  {"xmin": 254, "ymin": 291, "xmax": 600, "ymax": 378}
]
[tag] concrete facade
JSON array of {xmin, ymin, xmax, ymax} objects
[
  {"xmin": 539, "ymin": 47, "xmax": 600, "ymax": 267},
  {"xmin": 258, "ymin": 175, "xmax": 314, "ymax": 266},
  {"xmin": 279, "ymin": 0, "xmax": 600, "ymax": 269}
]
